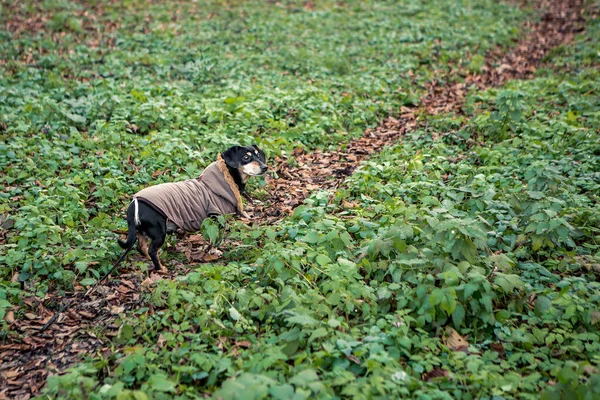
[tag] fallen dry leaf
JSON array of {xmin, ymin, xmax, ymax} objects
[
  {"xmin": 1, "ymin": 370, "xmax": 20, "ymax": 379},
  {"xmin": 78, "ymin": 311, "xmax": 95, "ymax": 319},
  {"xmin": 490, "ymin": 342, "xmax": 506, "ymax": 357},
  {"xmin": 187, "ymin": 234, "xmax": 205, "ymax": 245},
  {"xmin": 421, "ymin": 368, "xmax": 450, "ymax": 381},
  {"xmin": 444, "ymin": 327, "xmax": 469, "ymax": 352},
  {"xmin": 121, "ymin": 280, "xmax": 136, "ymax": 290},
  {"xmin": 157, "ymin": 334, "xmax": 166, "ymax": 349},
  {"xmin": 342, "ymin": 200, "xmax": 359, "ymax": 209},
  {"xmin": 109, "ymin": 306, "xmax": 125, "ymax": 314},
  {"xmin": 5, "ymin": 310, "xmax": 14, "ymax": 323},
  {"xmin": 345, "ymin": 354, "xmax": 361, "ymax": 365}
]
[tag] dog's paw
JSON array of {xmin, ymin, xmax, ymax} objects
[
  {"xmin": 240, "ymin": 211, "xmax": 251, "ymax": 219},
  {"xmin": 208, "ymin": 247, "xmax": 223, "ymax": 258},
  {"xmin": 201, "ymin": 247, "xmax": 222, "ymax": 262}
]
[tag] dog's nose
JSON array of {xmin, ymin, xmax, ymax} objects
[{"xmin": 261, "ymin": 165, "xmax": 268, "ymax": 174}]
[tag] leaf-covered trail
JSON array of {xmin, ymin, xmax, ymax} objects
[{"xmin": 0, "ymin": 0, "xmax": 590, "ymax": 398}]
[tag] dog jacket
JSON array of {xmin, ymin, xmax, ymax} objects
[{"xmin": 134, "ymin": 154, "xmax": 244, "ymax": 232}]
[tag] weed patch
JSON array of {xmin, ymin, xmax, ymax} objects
[{"xmin": 38, "ymin": 12, "xmax": 600, "ymax": 399}]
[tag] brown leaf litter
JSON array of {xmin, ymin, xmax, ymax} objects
[{"xmin": 0, "ymin": 0, "xmax": 591, "ymax": 398}]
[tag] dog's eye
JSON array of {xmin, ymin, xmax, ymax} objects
[{"xmin": 243, "ymin": 155, "xmax": 250, "ymax": 161}]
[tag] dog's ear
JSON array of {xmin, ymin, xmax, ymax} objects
[
  {"xmin": 221, "ymin": 146, "xmax": 244, "ymax": 168},
  {"xmin": 251, "ymin": 144, "xmax": 265, "ymax": 160}
]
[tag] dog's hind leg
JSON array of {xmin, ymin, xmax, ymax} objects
[
  {"xmin": 148, "ymin": 236, "xmax": 168, "ymax": 273},
  {"xmin": 137, "ymin": 233, "xmax": 150, "ymax": 258},
  {"xmin": 147, "ymin": 218, "xmax": 168, "ymax": 273}
]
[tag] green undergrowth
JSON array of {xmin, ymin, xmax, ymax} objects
[
  {"xmin": 40, "ymin": 14, "xmax": 600, "ymax": 400},
  {"xmin": 0, "ymin": 0, "xmax": 526, "ymax": 297}
]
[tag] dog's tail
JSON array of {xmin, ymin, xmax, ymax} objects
[{"xmin": 118, "ymin": 198, "xmax": 139, "ymax": 249}]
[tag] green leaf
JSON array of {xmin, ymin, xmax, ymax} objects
[
  {"xmin": 452, "ymin": 304, "xmax": 465, "ymax": 327},
  {"xmin": 463, "ymin": 283, "xmax": 478, "ymax": 299},
  {"xmin": 377, "ymin": 286, "xmax": 392, "ymax": 300},
  {"xmin": 202, "ymin": 219, "xmax": 220, "ymax": 245},
  {"xmin": 289, "ymin": 369, "xmax": 319, "ymax": 387},
  {"xmin": 105, "ymin": 382, "xmax": 124, "ymax": 397},
  {"xmin": 556, "ymin": 367, "xmax": 578, "ymax": 385},
  {"xmin": 430, "ymin": 288, "xmax": 444, "ymax": 306},
  {"xmin": 148, "ymin": 375, "xmax": 176, "ymax": 392},
  {"xmin": 494, "ymin": 273, "xmax": 524, "ymax": 294},
  {"xmin": 440, "ymin": 291, "xmax": 457, "ymax": 316},
  {"xmin": 534, "ymin": 296, "xmax": 552, "ymax": 316},
  {"xmin": 269, "ymin": 384, "xmax": 295, "ymax": 399},
  {"xmin": 528, "ymin": 191, "xmax": 545, "ymax": 199},
  {"xmin": 80, "ymin": 278, "xmax": 96, "ymax": 286},
  {"xmin": 286, "ymin": 314, "xmax": 318, "ymax": 326},
  {"xmin": 495, "ymin": 309, "xmax": 511, "ymax": 323},
  {"xmin": 316, "ymin": 254, "xmax": 331, "ymax": 266},
  {"xmin": 132, "ymin": 392, "xmax": 149, "ymax": 400},
  {"xmin": 302, "ymin": 231, "xmax": 320, "ymax": 244},
  {"xmin": 531, "ymin": 235, "xmax": 544, "ymax": 251},
  {"xmin": 74, "ymin": 261, "xmax": 88, "ymax": 273},
  {"xmin": 229, "ymin": 307, "xmax": 242, "ymax": 321},
  {"xmin": 265, "ymin": 229, "xmax": 277, "ymax": 240},
  {"xmin": 308, "ymin": 327, "xmax": 328, "ymax": 343},
  {"xmin": 119, "ymin": 324, "xmax": 133, "ymax": 340},
  {"xmin": 63, "ymin": 111, "xmax": 86, "ymax": 124}
]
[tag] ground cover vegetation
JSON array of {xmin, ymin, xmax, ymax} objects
[
  {"xmin": 0, "ymin": 0, "xmax": 526, "ymax": 294},
  {"xmin": 1, "ymin": 0, "xmax": 599, "ymax": 398},
  {"xmin": 49, "ymin": 17, "xmax": 600, "ymax": 398},
  {"xmin": 42, "ymin": 10, "xmax": 600, "ymax": 399}
]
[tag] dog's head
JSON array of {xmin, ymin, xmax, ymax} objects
[{"xmin": 221, "ymin": 145, "xmax": 268, "ymax": 182}]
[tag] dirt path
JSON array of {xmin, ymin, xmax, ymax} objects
[{"xmin": 0, "ymin": 1, "xmax": 590, "ymax": 398}]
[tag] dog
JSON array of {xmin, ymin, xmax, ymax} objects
[{"xmin": 116, "ymin": 145, "xmax": 267, "ymax": 272}]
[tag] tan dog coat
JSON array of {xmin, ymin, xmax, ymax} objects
[{"xmin": 134, "ymin": 155, "xmax": 243, "ymax": 232}]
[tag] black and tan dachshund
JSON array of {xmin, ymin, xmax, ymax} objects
[{"xmin": 115, "ymin": 145, "xmax": 267, "ymax": 272}]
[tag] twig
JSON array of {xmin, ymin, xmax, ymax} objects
[{"xmin": 39, "ymin": 299, "xmax": 71, "ymax": 333}]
